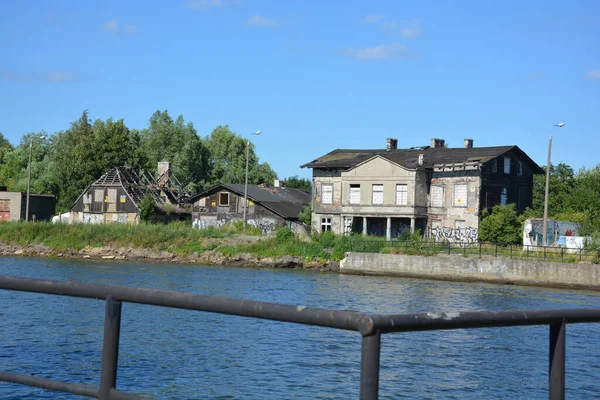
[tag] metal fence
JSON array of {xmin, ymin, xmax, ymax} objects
[
  {"xmin": 1, "ymin": 275, "xmax": 600, "ymax": 400},
  {"xmin": 348, "ymin": 240, "xmax": 600, "ymax": 263}
]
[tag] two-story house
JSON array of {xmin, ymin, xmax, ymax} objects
[{"xmin": 301, "ymin": 138, "xmax": 543, "ymax": 242}]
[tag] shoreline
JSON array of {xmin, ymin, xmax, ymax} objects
[{"xmin": 0, "ymin": 243, "xmax": 340, "ymax": 272}]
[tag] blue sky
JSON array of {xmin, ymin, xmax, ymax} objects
[{"xmin": 1, "ymin": 0, "xmax": 599, "ymax": 179}]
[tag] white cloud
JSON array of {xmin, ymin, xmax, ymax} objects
[
  {"xmin": 585, "ymin": 68, "xmax": 600, "ymax": 80},
  {"xmin": 185, "ymin": 0, "xmax": 240, "ymax": 11},
  {"xmin": 400, "ymin": 18, "xmax": 422, "ymax": 39},
  {"xmin": 102, "ymin": 19, "xmax": 138, "ymax": 35},
  {"xmin": 247, "ymin": 15, "xmax": 280, "ymax": 28},
  {"xmin": 102, "ymin": 19, "xmax": 119, "ymax": 33},
  {"xmin": 361, "ymin": 15, "xmax": 384, "ymax": 24},
  {"xmin": 0, "ymin": 67, "xmax": 81, "ymax": 83},
  {"xmin": 342, "ymin": 43, "xmax": 410, "ymax": 60}
]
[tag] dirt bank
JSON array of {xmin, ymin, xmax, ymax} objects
[{"xmin": 0, "ymin": 242, "xmax": 339, "ymax": 272}]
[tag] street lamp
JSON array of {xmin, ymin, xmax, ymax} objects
[
  {"xmin": 542, "ymin": 122, "xmax": 564, "ymax": 246},
  {"xmin": 243, "ymin": 130, "xmax": 261, "ymax": 232},
  {"xmin": 25, "ymin": 132, "xmax": 46, "ymax": 222}
]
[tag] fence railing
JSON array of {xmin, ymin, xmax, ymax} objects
[
  {"xmin": 1, "ymin": 275, "xmax": 600, "ymax": 399},
  {"xmin": 348, "ymin": 240, "xmax": 600, "ymax": 263}
]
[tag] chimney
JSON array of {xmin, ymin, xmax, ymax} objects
[
  {"xmin": 464, "ymin": 138, "xmax": 474, "ymax": 148},
  {"xmin": 430, "ymin": 138, "xmax": 445, "ymax": 148},
  {"xmin": 157, "ymin": 161, "xmax": 171, "ymax": 186},
  {"xmin": 418, "ymin": 154, "xmax": 424, "ymax": 166},
  {"xmin": 386, "ymin": 138, "xmax": 398, "ymax": 151},
  {"xmin": 274, "ymin": 179, "xmax": 280, "ymax": 188}
]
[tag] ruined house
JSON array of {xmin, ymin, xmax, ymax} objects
[
  {"xmin": 189, "ymin": 182, "xmax": 310, "ymax": 233},
  {"xmin": 65, "ymin": 162, "xmax": 190, "ymax": 224},
  {"xmin": 301, "ymin": 138, "xmax": 543, "ymax": 242}
]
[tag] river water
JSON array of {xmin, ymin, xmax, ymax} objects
[{"xmin": 1, "ymin": 257, "xmax": 599, "ymax": 399}]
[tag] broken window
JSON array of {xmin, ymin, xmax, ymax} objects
[
  {"xmin": 321, "ymin": 217, "xmax": 332, "ymax": 232},
  {"xmin": 372, "ymin": 184, "xmax": 384, "ymax": 205},
  {"xmin": 322, "ymin": 183, "xmax": 333, "ymax": 204},
  {"xmin": 218, "ymin": 192, "xmax": 229, "ymax": 206},
  {"xmin": 454, "ymin": 184, "xmax": 467, "ymax": 207},
  {"xmin": 430, "ymin": 185, "xmax": 444, "ymax": 207},
  {"xmin": 501, "ymin": 187, "xmax": 507, "ymax": 205},
  {"xmin": 504, "ymin": 156, "xmax": 511, "ymax": 174},
  {"xmin": 396, "ymin": 184, "xmax": 408, "ymax": 206},
  {"xmin": 349, "ymin": 184, "xmax": 360, "ymax": 205},
  {"xmin": 492, "ymin": 159, "xmax": 498, "ymax": 173},
  {"xmin": 517, "ymin": 161, "xmax": 523, "ymax": 176}
]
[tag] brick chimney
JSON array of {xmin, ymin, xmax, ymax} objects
[
  {"xmin": 430, "ymin": 138, "xmax": 445, "ymax": 148},
  {"xmin": 157, "ymin": 161, "xmax": 171, "ymax": 186},
  {"xmin": 386, "ymin": 138, "xmax": 398, "ymax": 151},
  {"xmin": 464, "ymin": 138, "xmax": 474, "ymax": 148}
]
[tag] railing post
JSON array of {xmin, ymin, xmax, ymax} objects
[
  {"xmin": 544, "ymin": 246, "xmax": 547, "ymax": 261},
  {"xmin": 479, "ymin": 242, "xmax": 482, "ymax": 258},
  {"xmin": 510, "ymin": 244, "xmax": 513, "ymax": 259},
  {"xmin": 549, "ymin": 321, "xmax": 566, "ymax": 400},
  {"xmin": 99, "ymin": 296, "xmax": 122, "ymax": 400},
  {"xmin": 561, "ymin": 247, "xmax": 564, "ymax": 261},
  {"xmin": 360, "ymin": 330, "xmax": 381, "ymax": 400},
  {"xmin": 495, "ymin": 243, "xmax": 498, "ymax": 258}
]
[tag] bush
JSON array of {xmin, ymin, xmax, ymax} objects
[
  {"xmin": 139, "ymin": 194, "xmax": 157, "ymax": 223},
  {"xmin": 479, "ymin": 204, "xmax": 523, "ymax": 244},
  {"xmin": 275, "ymin": 227, "xmax": 294, "ymax": 244}
]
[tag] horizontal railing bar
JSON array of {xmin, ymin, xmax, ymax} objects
[
  {"xmin": 0, "ymin": 275, "xmax": 371, "ymax": 335},
  {"xmin": 371, "ymin": 309, "xmax": 600, "ymax": 333},
  {"xmin": 0, "ymin": 371, "xmax": 99, "ymax": 398}
]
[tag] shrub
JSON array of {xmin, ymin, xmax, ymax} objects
[
  {"xmin": 275, "ymin": 227, "xmax": 294, "ymax": 244},
  {"xmin": 139, "ymin": 194, "xmax": 157, "ymax": 223}
]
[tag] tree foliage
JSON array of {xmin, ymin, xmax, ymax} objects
[
  {"xmin": 479, "ymin": 204, "xmax": 523, "ymax": 244},
  {"xmin": 283, "ymin": 175, "xmax": 312, "ymax": 190},
  {"xmin": 139, "ymin": 194, "xmax": 157, "ymax": 223}
]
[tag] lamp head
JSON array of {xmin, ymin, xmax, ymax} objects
[
  {"xmin": 555, "ymin": 122, "xmax": 565, "ymax": 128},
  {"xmin": 254, "ymin": 130, "xmax": 262, "ymax": 135}
]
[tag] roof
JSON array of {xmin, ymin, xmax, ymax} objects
[
  {"xmin": 301, "ymin": 145, "xmax": 543, "ymax": 173},
  {"xmin": 189, "ymin": 183, "xmax": 311, "ymax": 220}
]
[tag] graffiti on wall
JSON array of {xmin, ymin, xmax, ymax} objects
[
  {"xmin": 192, "ymin": 217, "xmax": 276, "ymax": 234},
  {"xmin": 523, "ymin": 219, "xmax": 580, "ymax": 247},
  {"xmin": 430, "ymin": 226, "xmax": 478, "ymax": 243}
]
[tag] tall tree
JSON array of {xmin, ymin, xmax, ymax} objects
[{"xmin": 283, "ymin": 175, "xmax": 312, "ymax": 190}]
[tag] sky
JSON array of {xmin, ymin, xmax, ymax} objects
[{"xmin": 1, "ymin": 0, "xmax": 599, "ymax": 180}]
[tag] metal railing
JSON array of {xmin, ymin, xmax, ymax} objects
[
  {"xmin": 1, "ymin": 275, "xmax": 600, "ymax": 400},
  {"xmin": 348, "ymin": 240, "xmax": 600, "ymax": 263}
]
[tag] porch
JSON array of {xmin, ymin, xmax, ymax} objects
[{"xmin": 344, "ymin": 215, "xmax": 427, "ymax": 240}]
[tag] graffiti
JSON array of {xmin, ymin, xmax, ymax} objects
[
  {"xmin": 343, "ymin": 217, "xmax": 353, "ymax": 235},
  {"xmin": 248, "ymin": 219, "xmax": 275, "ymax": 234},
  {"xmin": 430, "ymin": 226, "xmax": 478, "ymax": 243},
  {"xmin": 192, "ymin": 219, "xmax": 227, "ymax": 230}
]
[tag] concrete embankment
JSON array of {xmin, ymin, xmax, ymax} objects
[{"xmin": 340, "ymin": 252, "xmax": 600, "ymax": 290}]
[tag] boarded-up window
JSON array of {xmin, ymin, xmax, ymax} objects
[
  {"xmin": 396, "ymin": 184, "xmax": 408, "ymax": 205},
  {"xmin": 501, "ymin": 187, "xmax": 507, "ymax": 205},
  {"xmin": 430, "ymin": 185, "xmax": 444, "ymax": 207},
  {"xmin": 454, "ymin": 184, "xmax": 467, "ymax": 207},
  {"xmin": 322, "ymin": 184, "xmax": 333, "ymax": 204},
  {"xmin": 84, "ymin": 193, "xmax": 92, "ymax": 204},
  {"xmin": 504, "ymin": 156, "xmax": 511, "ymax": 174},
  {"xmin": 94, "ymin": 189, "xmax": 104, "ymax": 203},
  {"xmin": 108, "ymin": 189, "xmax": 117, "ymax": 203},
  {"xmin": 349, "ymin": 184, "xmax": 360, "ymax": 204},
  {"xmin": 199, "ymin": 197, "xmax": 206, "ymax": 207},
  {"xmin": 218, "ymin": 192, "xmax": 229, "ymax": 206},
  {"xmin": 372, "ymin": 184, "xmax": 383, "ymax": 205}
]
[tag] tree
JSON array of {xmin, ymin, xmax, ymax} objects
[
  {"xmin": 532, "ymin": 163, "xmax": 576, "ymax": 218},
  {"xmin": 298, "ymin": 205, "xmax": 311, "ymax": 225},
  {"xmin": 139, "ymin": 194, "xmax": 157, "ymax": 223},
  {"xmin": 283, "ymin": 175, "xmax": 312, "ymax": 190},
  {"xmin": 479, "ymin": 204, "xmax": 523, "ymax": 244}
]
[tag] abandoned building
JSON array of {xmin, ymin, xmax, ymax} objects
[
  {"xmin": 301, "ymin": 138, "xmax": 543, "ymax": 241},
  {"xmin": 64, "ymin": 162, "xmax": 190, "ymax": 224},
  {"xmin": 189, "ymin": 182, "xmax": 310, "ymax": 233},
  {"xmin": 0, "ymin": 188, "xmax": 56, "ymax": 222}
]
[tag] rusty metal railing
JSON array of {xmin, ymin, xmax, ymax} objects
[{"xmin": 1, "ymin": 275, "xmax": 600, "ymax": 399}]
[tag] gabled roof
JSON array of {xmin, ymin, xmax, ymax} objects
[
  {"xmin": 189, "ymin": 183, "xmax": 311, "ymax": 220},
  {"xmin": 301, "ymin": 145, "xmax": 543, "ymax": 173}
]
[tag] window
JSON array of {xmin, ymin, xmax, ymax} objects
[
  {"xmin": 349, "ymin": 184, "xmax": 360, "ymax": 204},
  {"xmin": 430, "ymin": 185, "xmax": 444, "ymax": 207},
  {"xmin": 454, "ymin": 184, "xmax": 467, "ymax": 207},
  {"xmin": 372, "ymin": 184, "xmax": 384, "ymax": 204},
  {"xmin": 94, "ymin": 189, "xmax": 104, "ymax": 203},
  {"xmin": 501, "ymin": 187, "xmax": 507, "ymax": 205},
  {"xmin": 517, "ymin": 162, "xmax": 523, "ymax": 176},
  {"xmin": 396, "ymin": 184, "xmax": 408, "ymax": 205},
  {"xmin": 321, "ymin": 217, "xmax": 332, "ymax": 232},
  {"xmin": 492, "ymin": 159, "xmax": 498, "ymax": 173},
  {"xmin": 504, "ymin": 156, "xmax": 511, "ymax": 174},
  {"xmin": 518, "ymin": 187, "xmax": 526, "ymax": 210},
  {"xmin": 321, "ymin": 183, "xmax": 333, "ymax": 204},
  {"xmin": 218, "ymin": 192, "xmax": 229, "ymax": 206}
]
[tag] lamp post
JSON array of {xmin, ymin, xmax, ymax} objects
[
  {"xmin": 25, "ymin": 132, "xmax": 46, "ymax": 222},
  {"xmin": 542, "ymin": 122, "xmax": 564, "ymax": 247},
  {"xmin": 243, "ymin": 130, "xmax": 261, "ymax": 232}
]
